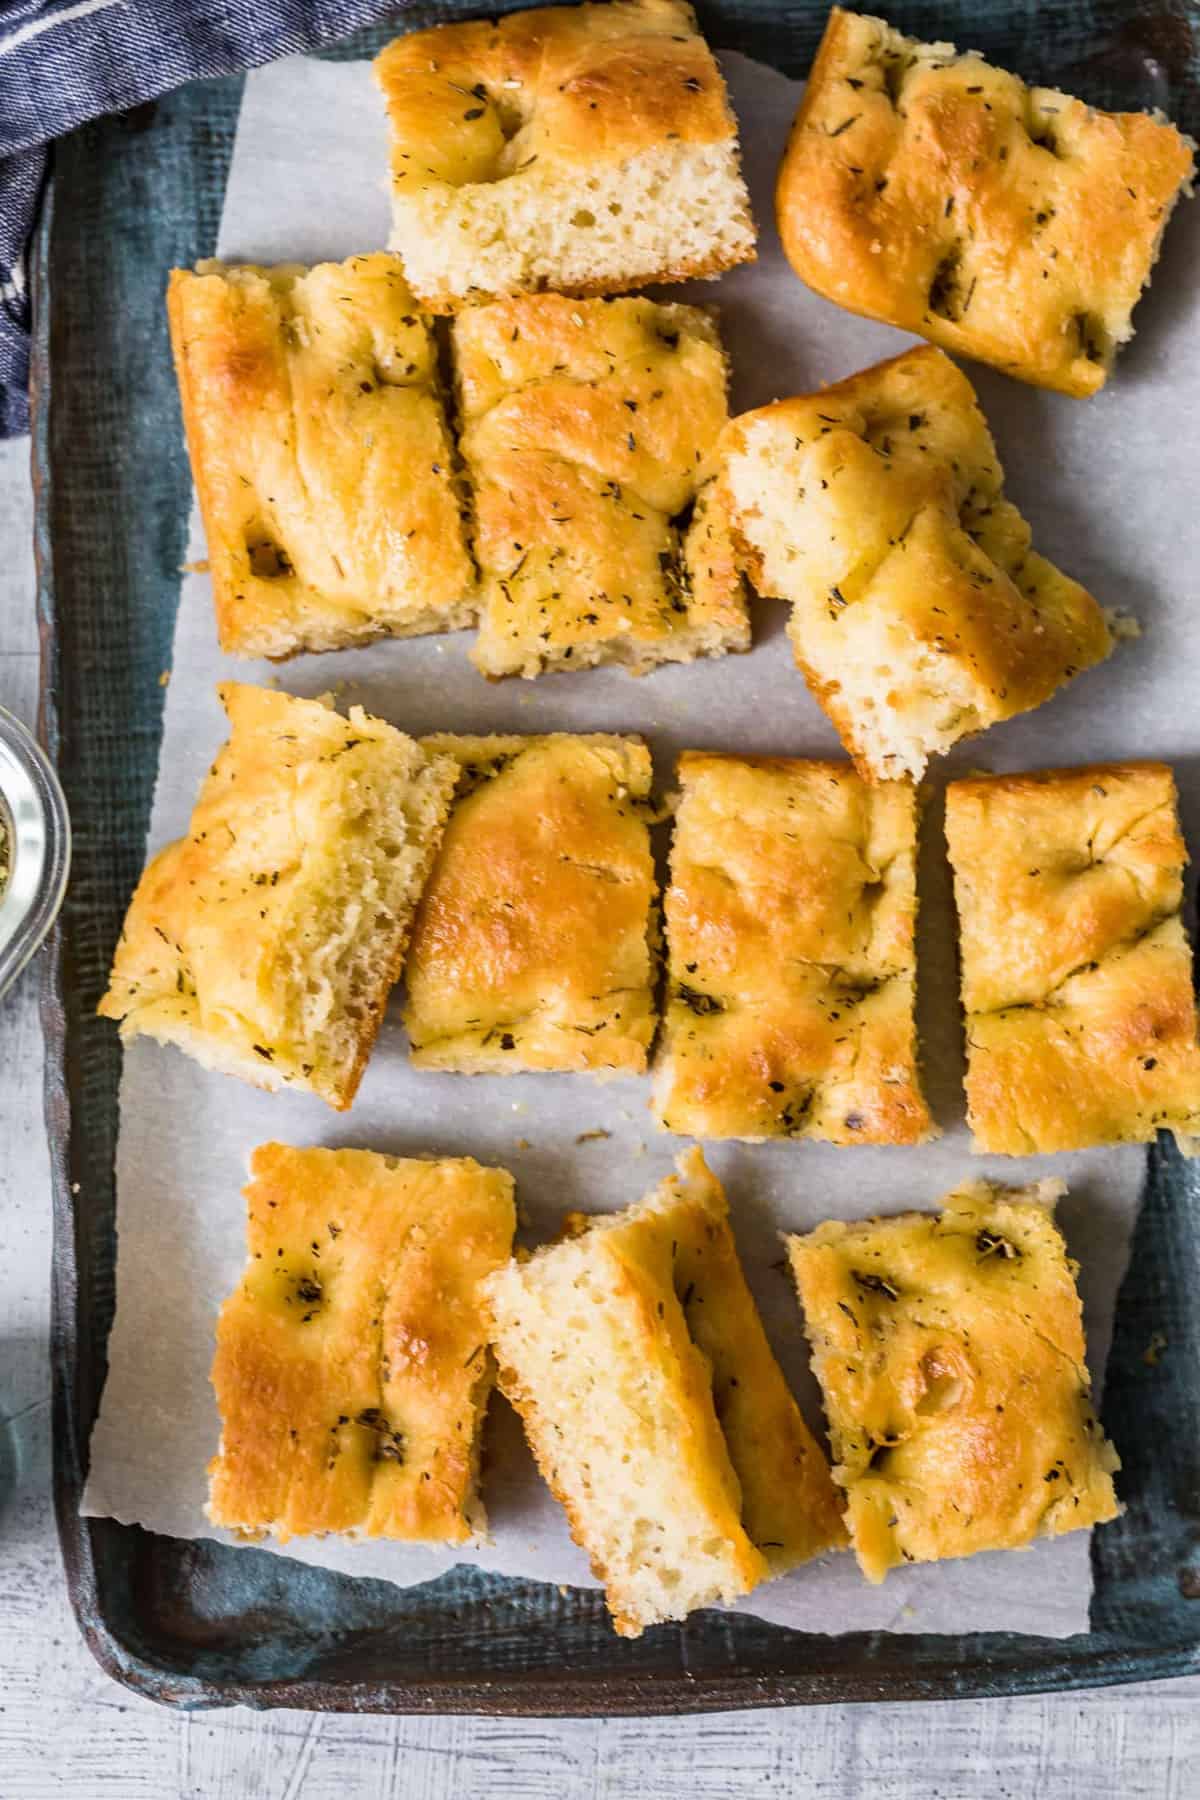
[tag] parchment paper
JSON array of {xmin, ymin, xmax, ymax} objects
[{"xmin": 82, "ymin": 46, "xmax": 1200, "ymax": 1637}]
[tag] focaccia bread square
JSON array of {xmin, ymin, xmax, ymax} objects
[
  {"xmin": 946, "ymin": 762, "xmax": 1200, "ymax": 1153},
  {"xmin": 776, "ymin": 8, "xmax": 1194, "ymax": 396},
  {"xmin": 454, "ymin": 293, "xmax": 748, "ymax": 678},
  {"xmin": 404, "ymin": 733, "xmax": 658, "ymax": 1073},
  {"xmin": 168, "ymin": 256, "xmax": 474, "ymax": 658},
  {"xmin": 483, "ymin": 1148, "xmax": 846, "ymax": 1636},
  {"xmin": 787, "ymin": 1180, "xmax": 1120, "ymax": 1582},
  {"xmin": 99, "ymin": 683, "xmax": 458, "ymax": 1110},
  {"xmin": 373, "ymin": 0, "xmax": 754, "ymax": 311},
  {"xmin": 209, "ymin": 1143, "xmax": 516, "ymax": 1544},
  {"xmin": 722, "ymin": 346, "xmax": 1115, "ymax": 781},
  {"xmin": 654, "ymin": 753, "xmax": 932, "ymax": 1143}
]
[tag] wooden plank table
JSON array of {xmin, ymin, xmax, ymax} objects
[{"xmin": 2, "ymin": 434, "xmax": 1197, "ymax": 1797}]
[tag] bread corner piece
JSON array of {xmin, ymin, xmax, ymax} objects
[
  {"xmin": 776, "ymin": 8, "xmax": 1194, "ymax": 396},
  {"xmin": 404, "ymin": 732, "xmax": 658, "ymax": 1074},
  {"xmin": 787, "ymin": 1179, "xmax": 1120, "ymax": 1582},
  {"xmin": 373, "ymin": 0, "xmax": 755, "ymax": 312},
  {"xmin": 455, "ymin": 292, "xmax": 749, "ymax": 678},
  {"xmin": 722, "ymin": 345, "xmax": 1114, "ymax": 781},
  {"xmin": 167, "ymin": 254, "xmax": 474, "ymax": 658},
  {"xmin": 98, "ymin": 683, "xmax": 458, "ymax": 1110},
  {"xmin": 483, "ymin": 1148, "xmax": 846, "ymax": 1635},
  {"xmin": 208, "ymin": 1143, "xmax": 516, "ymax": 1543},
  {"xmin": 655, "ymin": 753, "xmax": 932, "ymax": 1143},
  {"xmin": 946, "ymin": 761, "xmax": 1200, "ymax": 1153}
]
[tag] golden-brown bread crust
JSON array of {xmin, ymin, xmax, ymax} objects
[
  {"xmin": 167, "ymin": 256, "xmax": 474, "ymax": 657},
  {"xmin": 945, "ymin": 762, "xmax": 1200, "ymax": 1153},
  {"xmin": 98, "ymin": 683, "xmax": 458, "ymax": 1110},
  {"xmin": 622, "ymin": 1148, "xmax": 848, "ymax": 1570},
  {"xmin": 722, "ymin": 346, "xmax": 1114, "ymax": 780},
  {"xmin": 654, "ymin": 753, "xmax": 932, "ymax": 1143},
  {"xmin": 776, "ymin": 9, "xmax": 1194, "ymax": 395},
  {"xmin": 484, "ymin": 1149, "xmax": 844, "ymax": 1635},
  {"xmin": 208, "ymin": 1143, "xmax": 515, "ymax": 1544},
  {"xmin": 374, "ymin": 0, "xmax": 754, "ymax": 307},
  {"xmin": 454, "ymin": 293, "xmax": 749, "ymax": 677},
  {"xmin": 404, "ymin": 733, "xmax": 658, "ymax": 1073},
  {"xmin": 787, "ymin": 1180, "xmax": 1120, "ymax": 1581},
  {"xmin": 488, "ymin": 1163, "xmax": 764, "ymax": 1635},
  {"xmin": 377, "ymin": 0, "xmax": 737, "ymax": 173}
]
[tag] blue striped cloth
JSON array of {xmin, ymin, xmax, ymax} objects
[{"xmin": 0, "ymin": 0, "xmax": 405, "ymax": 435}]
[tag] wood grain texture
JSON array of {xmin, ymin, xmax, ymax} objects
[{"xmin": 4, "ymin": 420, "xmax": 1200, "ymax": 1799}]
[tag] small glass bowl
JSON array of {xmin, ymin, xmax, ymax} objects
[{"xmin": 0, "ymin": 704, "xmax": 70, "ymax": 1003}]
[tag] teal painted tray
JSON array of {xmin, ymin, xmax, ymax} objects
[{"xmin": 32, "ymin": 0, "xmax": 1200, "ymax": 1713}]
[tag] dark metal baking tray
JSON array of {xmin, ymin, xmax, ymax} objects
[{"xmin": 32, "ymin": 0, "xmax": 1200, "ymax": 1712}]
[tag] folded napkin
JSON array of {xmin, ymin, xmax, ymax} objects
[{"xmin": 0, "ymin": 0, "xmax": 405, "ymax": 435}]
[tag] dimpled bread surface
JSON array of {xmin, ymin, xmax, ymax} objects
[
  {"xmin": 946, "ymin": 762, "xmax": 1200, "ymax": 1153},
  {"xmin": 454, "ymin": 292, "xmax": 748, "ymax": 678},
  {"xmin": 374, "ymin": 0, "xmax": 755, "ymax": 308},
  {"xmin": 776, "ymin": 7, "xmax": 1194, "ymax": 395},
  {"xmin": 167, "ymin": 256, "xmax": 473, "ymax": 657},
  {"xmin": 209, "ymin": 1144, "xmax": 515, "ymax": 1543},
  {"xmin": 654, "ymin": 752, "xmax": 932, "ymax": 1143},
  {"xmin": 788, "ymin": 1180, "xmax": 1120, "ymax": 1581}
]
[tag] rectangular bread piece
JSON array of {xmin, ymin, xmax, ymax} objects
[
  {"xmin": 168, "ymin": 255, "xmax": 474, "ymax": 657},
  {"xmin": 945, "ymin": 761, "xmax": 1200, "ymax": 1153},
  {"xmin": 654, "ymin": 753, "xmax": 932, "ymax": 1143},
  {"xmin": 776, "ymin": 8, "xmax": 1194, "ymax": 396},
  {"xmin": 98, "ymin": 683, "xmax": 458, "ymax": 1110},
  {"xmin": 373, "ymin": 0, "xmax": 755, "ymax": 310},
  {"xmin": 454, "ymin": 292, "xmax": 749, "ymax": 678},
  {"xmin": 787, "ymin": 1179, "xmax": 1120, "ymax": 1582},
  {"xmin": 483, "ymin": 1148, "xmax": 846, "ymax": 1636},
  {"xmin": 209, "ymin": 1144, "xmax": 516, "ymax": 1543},
  {"xmin": 404, "ymin": 733, "xmax": 658, "ymax": 1074},
  {"xmin": 722, "ymin": 345, "xmax": 1114, "ymax": 781}
]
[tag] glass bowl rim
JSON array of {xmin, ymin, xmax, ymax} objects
[{"xmin": 0, "ymin": 701, "xmax": 71, "ymax": 1002}]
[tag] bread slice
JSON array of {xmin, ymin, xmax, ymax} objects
[
  {"xmin": 373, "ymin": 0, "xmax": 755, "ymax": 311},
  {"xmin": 946, "ymin": 761, "xmax": 1200, "ymax": 1153},
  {"xmin": 483, "ymin": 1149, "xmax": 846, "ymax": 1636},
  {"xmin": 98, "ymin": 683, "xmax": 458, "ymax": 1110},
  {"xmin": 787, "ymin": 1180, "xmax": 1120, "ymax": 1582},
  {"xmin": 209, "ymin": 1143, "xmax": 516, "ymax": 1544},
  {"xmin": 722, "ymin": 346, "xmax": 1115, "ymax": 781},
  {"xmin": 654, "ymin": 753, "xmax": 932, "ymax": 1143},
  {"xmin": 167, "ymin": 255, "xmax": 475, "ymax": 658},
  {"xmin": 776, "ymin": 8, "xmax": 1194, "ymax": 396},
  {"xmin": 454, "ymin": 292, "xmax": 749, "ymax": 678},
  {"xmin": 404, "ymin": 733, "xmax": 659, "ymax": 1074}
]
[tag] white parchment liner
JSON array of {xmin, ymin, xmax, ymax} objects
[{"xmin": 83, "ymin": 46, "xmax": 1200, "ymax": 1637}]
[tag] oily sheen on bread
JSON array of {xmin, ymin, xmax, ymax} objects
[
  {"xmin": 776, "ymin": 8, "xmax": 1194, "ymax": 395},
  {"xmin": 654, "ymin": 753, "xmax": 932, "ymax": 1144},
  {"xmin": 168, "ymin": 255, "xmax": 474, "ymax": 657},
  {"xmin": 787, "ymin": 1180, "xmax": 1120, "ymax": 1581},
  {"xmin": 946, "ymin": 762, "xmax": 1200, "ymax": 1153},
  {"xmin": 374, "ymin": 0, "xmax": 755, "ymax": 309},
  {"xmin": 208, "ymin": 1143, "xmax": 515, "ymax": 1543},
  {"xmin": 454, "ymin": 292, "xmax": 748, "ymax": 678},
  {"xmin": 404, "ymin": 733, "xmax": 658, "ymax": 1074}
]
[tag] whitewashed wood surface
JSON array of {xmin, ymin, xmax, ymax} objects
[{"xmin": 2, "ymin": 434, "xmax": 1199, "ymax": 1797}]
